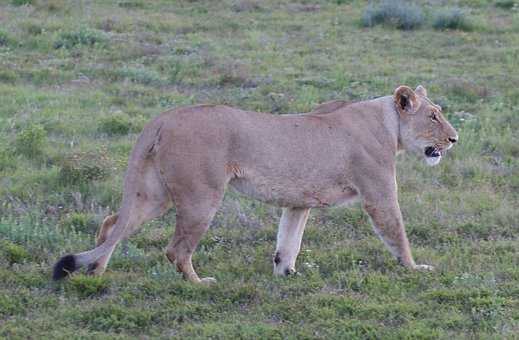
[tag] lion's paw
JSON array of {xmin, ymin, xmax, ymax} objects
[
  {"xmin": 414, "ymin": 264, "xmax": 434, "ymax": 271},
  {"xmin": 200, "ymin": 277, "xmax": 217, "ymax": 285}
]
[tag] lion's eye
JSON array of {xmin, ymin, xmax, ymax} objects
[{"xmin": 430, "ymin": 113, "xmax": 439, "ymax": 122}]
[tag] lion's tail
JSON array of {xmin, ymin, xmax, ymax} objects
[
  {"xmin": 53, "ymin": 119, "xmax": 164, "ymax": 280},
  {"xmin": 52, "ymin": 205, "xmax": 133, "ymax": 280}
]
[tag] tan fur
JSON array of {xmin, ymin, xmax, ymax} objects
[{"xmin": 60, "ymin": 85, "xmax": 458, "ymax": 283}]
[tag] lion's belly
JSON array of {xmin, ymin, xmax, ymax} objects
[{"xmin": 229, "ymin": 176, "xmax": 358, "ymax": 208}]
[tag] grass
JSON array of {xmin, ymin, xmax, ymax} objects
[{"xmin": 0, "ymin": 0, "xmax": 518, "ymax": 338}]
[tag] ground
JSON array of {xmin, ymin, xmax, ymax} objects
[{"xmin": 0, "ymin": 0, "xmax": 518, "ymax": 338}]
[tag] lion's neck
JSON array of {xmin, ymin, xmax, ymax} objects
[
  {"xmin": 325, "ymin": 96, "xmax": 401, "ymax": 156},
  {"xmin": 379, "ymin": 96, "xmax": 401, "ymax": 154}
]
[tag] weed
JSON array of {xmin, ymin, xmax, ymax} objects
[
  {"xmin": 495, "ymin": 0, "xmax": 517, "ymax": 9},
  {"xmin": 0, "ymin": 146, "xmax": 14, "ymax": 172},
  {"xmin": 72, "ymin": 304, "xmax": 153, "ymax": 332},
  {"xmin": 11, "ymin": 0, "xmax": 33, "ymax": 5},
  {"xmin": 117, "ymin": 0, "xmax": 145, "ymax": 9},
  {"xmin": 54, "ymin": 28, "xmax": 107, "ymax": 49},
  {"xmin": 24, "ymin": 22, "xmax": 44, "ymax": 36},
  {"xmin": 59, "ymin": 150, "xmax": 110, "ymax": 185},
  {"xmin": 40, "ymin": 0, "xmax": 68, "ymax": 12},
  {"xmin": 433, "ymin": 8, "xmax": 472, "ymax": 31},
  {"xmin": 66, "ymin": 274, "xmax": 110, "ymax": 298},
  {"xmin": 0, "ymin": 240, "xmax": 30, "ymax": 265},
  {"xmin": 445, "ymin": 78, "xmax": 489, "ymax": 101},
  {"xmin": 0, "ymin": 294, "xmax": 24, "ymax": 317},
  {"xmin": 114, "ymin": 67, "xmax": 162, "ymax": 85},
  {"xmin": 0, "ymin": 69, "xmax": 17, "ymax": 84},
  {"xmin": 362, "ymin": 0, "xmax": 424, "ymax": 30},
  {"xmin": 98, "ymin": 113, "xmax": 132, "ymax": 136},
  {"xmin": 13, "ymin": 124, "xmax": 47, "ymax": 158},
  {"xmin": 0, "ymin": 30, "xmax": 10, "ymax": 46},
  {"xmin": 59, "ymin": 212, "xmax": 98, "ymax": 234},
  {"xmin": 231, "ymin": 0, "xmax": 262, "ymax": 12}
]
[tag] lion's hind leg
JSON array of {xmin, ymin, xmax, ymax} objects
[{"xmin": 165, "ymin": 190, "xmax": 224, "ymax": 285}]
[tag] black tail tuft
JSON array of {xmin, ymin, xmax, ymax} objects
[{"xmin": 53, "ymin": 254, "xmax": 78, "ymax": 280}]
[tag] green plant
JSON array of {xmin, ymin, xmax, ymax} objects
[
  {"xmin": 98, "ymin": 113, "xmax": 133, "ymax": 135},
  {"xmin": 13, "ymin": 124, "xmax": 47, "ymax": 158},
  {"xmin": 433, "ymin": 8, "xmax": 472, "ymax": 31},
  {"xmin": 0, "ymin": 30, "xmax": 10, "ymax": 46},
  {"xmin": 59, "ymin": 212, "xmax": 98, "ymax": 234},
  {"xmin": 0, "ymin": 69, "xmax": 18, "ymax": 83},
  {"xmin": 0, "ymin": 294, "xmax": 24, "ymax": 317},
  {"xmin": 362, "ymin": 0, "xmax": 424, "ymax": 30},
  {"xmin": 54, "ymin": 28, "xmax": 107, "ymax": 49},
  {"xmin": 0, "ymin": 146, "xmax": 13, "ymax": 172},
  {"xmin": 115, "ymin": 67, "xmax": 162, "ymax": 85},
  {"xmin": 11, "ymin": 0, "xmax": 34, "ymax": 5},
  {"xmin": 1, "ymin": 240, "xmax": 30, "ymax": 264},
  {"xmin": 495, "ymin": 0, "xmax": 517, "ymax": 9},
  {"xmin": 59, "ymin": 150, "xmax": 110, "ymax": 184},
  {"xmin": 66, "ymin": 274, "xmax": 110, "ymax": 298},
  {"xmin": 24, "ymin": 23, "xmax": 44, "ymax": 36},
  {"xmin": 118, "ymin": 0, "xmax": 145, "ymax": 9}
]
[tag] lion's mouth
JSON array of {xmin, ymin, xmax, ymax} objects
[
  {"xmin": 424, "ymin": 146, "xmax": 442, "ymax": 166},
  {"xmin": 424, "ymin": 146, "xmax": 441, "ymax": 158}
]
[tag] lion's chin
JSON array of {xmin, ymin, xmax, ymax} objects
[{"xmin": 425, "ymin": 155, "xmax": 442, "ymax": 166}]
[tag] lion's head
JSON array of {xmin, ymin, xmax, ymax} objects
[{"xmin": 394, "ymin": 85, "xmax": 458, "ymax": 166}]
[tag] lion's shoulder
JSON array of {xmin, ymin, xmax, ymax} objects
[{"xmin": 310, "ymin": 100, "xmax": 354, "ymax": 115}]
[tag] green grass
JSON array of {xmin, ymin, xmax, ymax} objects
[{"xmin": 0, "ymin": 0, "xmax": 518, "ymax": 338}]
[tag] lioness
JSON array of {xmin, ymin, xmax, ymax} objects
[{"xmin": 54, "ymin": 85, "xmax": 458, "ymax": 283}]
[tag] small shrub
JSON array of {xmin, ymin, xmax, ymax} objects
[
  {"xmin": 11, "ymin": 0, "xmax": 33, "ymax": 5},
  {"xmin": 0, "ymin": 294, "xmax": 24, "ymax": 316},
  {"xmin": 39, "ymin": 0, "xmax": 68, "ymax": 12},
  {"xmin": 54, "ymin": 28, "xmax": 107, "ymax": 49},
  {"xmin": 74, "ymin": 304, "xmax": 153, "ymax": 332},
  {"xmin": 98, "ymin": 113, "xmax": 133, "ymax": 135},
  {"xmin": 13, "ymin": 124, "xmax": 47, "ymax": 158},
  {"xmin": 445, "ymin": 78, "xmax": 488, "ymax": 101},
  {"xmin": 362, "ymin": 0, "xmax": 424, "ymax": 30},
  {"xmin": 0, "ymin": 31, "xmax": 10, "ymax": 46},
  {"xmin": 1, "ymin": 240, "xmax": 30, "ymax": 265},
  {"xmin": 59, "ymin": 150, "xmax": 110, "ymax": 184},
  {"xmin": 24, "ymin": 23, "xmax": 43, "ymax": 35},
  {"xmin": 118, "ymin": 0, "xmax": 145, "ymax": 9},
  {"xmin": 433, "ymin": 8, "xmax": 472, "ymax": 31},
  {"xmin": 67, "ymin": 275, "xmax": 110, "ymax": 298},
  {"xmin": 164, "ymin": 60, "xmax": 184, "ymax": 84},
  {"xmin": 119, "ymin": 67, "xmax": 162, "ymax": 85},
  {"xmin": 231, "ymin": 0, "xmax": 262, "ymax": 12},
  {"xmin": 214, "ymin": 62, "xmax": 254, "ymax": 87},
  {"xmin": 0, "ymin": 146, "xmax": 14, "ymax": 171},
  {"xmin": 0, "ymin": 69, "xmax": 17, "ymax": 83},
  {"xmin": 59, "ymin": 212, "xmax": 98, "ymax": 234},
  {"xmin": 495, "ymin": 0, "xmax": 517, "ymax": 9}
]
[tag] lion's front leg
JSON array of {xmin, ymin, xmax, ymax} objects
[
  {"xmin": 273, "ymin": 207, "xmax": 310, "ymax": 276},
  {"xmin": 362, "ymin": 198, "xmax": 433, "ymax": 271}
]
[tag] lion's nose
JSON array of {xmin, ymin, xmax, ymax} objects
[{"xmin": 448, "ymin": 136, "xmax": 458, "ymax": 143}]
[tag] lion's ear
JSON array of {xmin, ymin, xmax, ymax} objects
[
  {"xmin": 394, "ymin": 86, "xmax": 418, "ymax": 115},
  {"xmin": 415, "ymin": 85, "xmax": 427, "ymax": 97}
]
